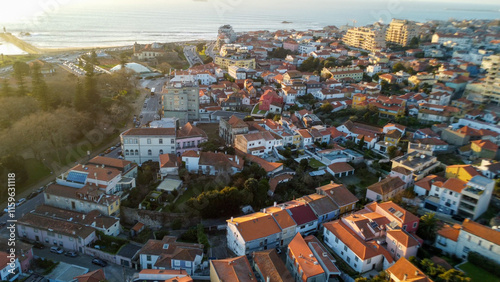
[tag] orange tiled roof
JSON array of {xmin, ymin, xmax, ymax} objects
[
  {"xmin": 386, "ymin": 257, "xmax": 433, "ymax": 282},
  {"xmin": 472, "ymin": 140, "xmax": 499, "ymax": 152},
  {"xmin": 437, "ymin": 224, "xmax": 460, "ymax": 242},
  {"xmin": 441, "ymin": 178, "xmax": 467, "ymax": 194},
  {"xmin": 387, "ymin": 230, "xmax": 419, "ymax": 248},
  {"xmin": 211, "ymin": 256, "xmax": 256, "ymax": 282},
  {"xmin": 462, "ymin": 219, "xmax": 500, "ymax": 246},
  {"xmin": 228, "ymin": 212, "xmax": 281, "ymax": 242}
]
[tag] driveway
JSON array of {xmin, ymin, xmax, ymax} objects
[{"xmin": 33, "ymin": 248, "xmax": 137, "ymax": 282}]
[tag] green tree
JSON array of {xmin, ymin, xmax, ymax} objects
[
  {"xmin": 393, "ymin": 62, "xmax": 406, "ymax": 73},
  {"xmin": 31, "ymin": 62, "xmax": 50, "ymax": 110},
  {"xmin": 358, "ymin": 136, "xmax": 365, "ymax": 150},
  {"xmin": 196, "ymin": 43, "xmax": 205, "ymax": 53},
  {"xmin": 84, "ymin": 62, "xmax": 99, "ymax": 109},
  {"xmin": 0, "ymin": 78, "xmax": 12, "ymax": 97},
  {"xmin": 13, "ymin": 61, "xmax": 29, "ymax": 96},
  {"xmin": 387, "ymin": 146, "xmax": 398, "ymax": 159},
  {"xmin": 73, "ymin": 79, "xmax": 86, "ymax": 111},
  {"xmin": 438, "ymin": 269, "xmax": 471, "ymax": 282},
  {"xmin": 417, "ymin": 212, "xmax": 438, "ymax": 241}
]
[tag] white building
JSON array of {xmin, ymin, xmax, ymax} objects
[
  {"xmin": 121, "ymin": 128, "xmax": 176, "ymax": 165},
  {"xmin": 226, "ymin": 212, "xmax": 282, "ymax": 256},
  {"xmin": 435, "ymin": 219, "xmax": 500, "ymax": 263},
  {"xmin": 181, "ymin": 151, "xmax": 243, "ymax": 175},
  {"xmin": 234, "ymin": 131, "xmax": 282, "ymax": 157}
]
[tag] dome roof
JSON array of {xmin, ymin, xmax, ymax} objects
[{"xmin": 110, "ymin": 63, "xmax": 150, "ymax": 73}]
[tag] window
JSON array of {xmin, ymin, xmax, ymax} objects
[
  {"xmin": 478, "ymin": 240, "xmax": 481, "ymax": 246},
  {"xmin": 148, "ymin": 150, "xmax": 152, "ymax": 156},
  {"xmin": 489, "ymin": 245, "xmax": 493, "ymax": 251},
  {"xmin": 355, "ymin": 256, "xmax": 359, "ymax": 262},
  {"xmin": 125, "ymin": 150, "xmax": 129, "ymax": 156},
  {"xmin": 397, "ymin": 253, "xmax": 401, "ymax": 258},
  {"xmin": 344, "ymin": 245, "xmax": 348, "ymax": 252},
  {"xmin": 335, "ymin": 237, "xmax": 339, "ymax": 244},
  {"xmin": 146, "ymin": 255, "xmax": 151, "ymax": 261},
  {"xmin": 347, "ymin": 257, "xmax": 350, "ymax": 263},
  {"xmin": 463, "ymin": 246, "xmax": 470, "ymax": 254},
  {"xmin": 468, "ymin": 235, "xmax": 471, "ymax": 242},
  {"xmin": 174, "ymin": 260, "xmax": 180, "ymax": 266},
  {"xmin": 147, "ymin": 139, "xmax": 151, "ymax": 144},
  {"xmin": 135, "ymin": 149, "xmax": 139, "ymax": 155},
  {"xmin": 186, "ymin": 261, "xmax": 191, "ymax": 267},
  {"xmin": 413, "ymin": 222, "xmax": 418, "ymax": 228},
  {"xmin": 34, "ymin": 229, "xmax": 38, "ymax": 233},
  {"xmin": 159, "ymin": 138, "xmax": 163, "ymax": 144},
  {"xmin": 403, "ymin": 225, "xmax": 407, "ymax": 230},
  {"xmin": 171, "ymin": 139, "xmax": 175, "ymax": 144},
  {"xmin": 159, "ymin": 149, "xmax": 164, "ymax": 155}
]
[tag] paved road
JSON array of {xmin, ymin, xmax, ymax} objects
[
  {"xmin": 183, "ymin": 45, "xmax": 203, "ymax": 67},
  {"xmin": 33, "ymin": 248, "xmax": 136, "ymax": 282},
  {"xmin": 205, "ymin": 41, "xmax": 217, "ymax": 59}
]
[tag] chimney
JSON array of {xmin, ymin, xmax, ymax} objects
[
  {"xmin": 266, "ymin": 276, "xmax": 270, "ymax": 282},
  {"xmin": 403, "ymin": 274, "xmax": 407, "ymax": 281},
  {"xmin": 274, "ymin": 202, "xmax": 277, "ymax": 207},
  {"xmin": 330, "ymin": 180, "xmax": 334, "ymax": 184},
  {"xmin": 415, "ymin": 270, "xmax": 419, "ymax": 276},
  {"xmin": 378, "ymin": 176, "xmax": 381, "ymax": 182},
  {"xmin": 230, "ymin": 217, "xmax": 233, "ymax": 222}
]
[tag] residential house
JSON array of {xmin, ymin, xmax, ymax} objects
[
  {"xmin": 0, "ymin": 252, "xmax": 21, "ymax": 282},
  {"xmin": 297, "ymin": 194, "xmax": 340, "ymax": 226},
  {"xmin": 418, "ymin": 104, "xmax": 459, "ymax": 124},
  {"xmin": 390, "ymin": 167, "xmax": 414, "ymax": 189},
  {"xmin": 471, "ymin": 140, "xmax": 498, "ymax": 160},
  {"xmin": 252, "ymin": 250, "xmax": 294, "ymax": 282},
  {"xmin": 366, "ymin": 176, "xmax": 406, "ymax": 202},
  {"xmin": 386, "ymin": 257, "xmax": 432, "ymax": 282},
  {"xmin": 44, "ymin": 184, "xmax": 121, "ymax": 216},
  {"xmin": 435, "ymin": 219, "xmax": 500, "ymax": 263},
  {"xmin": 365, "ymin": 201, "xmax": 420, "ymax": 233},
  {"xmin": 0, "ymin": 239, "xmax": 33, "ymax": 274},
  {"xmin": 476, "ymin": 159, "xmax": 500, "ymax": 179},
  {"xmin": 281, "ymin": 202, "xmax": 319, "ymax": 236},
  {"xmin": 445, "ymin": 165, "xmax": 480, "ymax": 182},
  {"xmin": 226, "ymin": 212, "xmax": 282, "ymax": 256},
  {"xmin": 327, "ymin": 162, "xmax": 355, "ymax": 178},
  {"xmin": 316, "ymin": 182, "xmax": 359, "ymax": 215},
  {"xmin": 262, "ymin": 206, "xmax": 297, "ymax": 246},
  {"xmin": 391, "ymin": 151, "xmax": 440, "ymax": 181},
  {"xmin": 386, "ymin": 230, "xmax": 420, "ymax": 261},
  {"xmin": 181, "ymin": 151, "xmax": 243, "ymax": 175},
  {"xmin": 457, "ymin": 176, "xmax": 495, "ymax": 220},
  {"xmin": 87, "ymin": 156, "xmax": 138, "ymax": 179},
  {"xmin": 407, "ymin": 138, "xmax": 449, "ymax": 155},
  {"xmin": 414, "ymin": 175, "xmax": 446, "ymax": 197},
  {"xmin": 219, "ymin": 115, "xmax": 251, "ymax": 145},
  {"xmin": 56, "ymin": 163, "xmax": 132, "ymax": 194},
  {"xmin": 286, "ymin": 234, "xmax": 327, "ymax": 282},
  {"xmin": 176, "ymin": 123, "xmax": 208, "ymax": 155},
  {"xmin": 210, "ymin": 256, "xmax": 256, "ymax": 282},
  {"xmin": 138, "ymin": 236, "xmax": 203, "ymax": 275},
  {"xmin": 234, "ymin": 131, "xmax": 282, "ymax": 157},
  {"xmin": 17, "ymin": 213, "xmax": 96, "ymax": 253},
  {"xmin": 427, "ymin": 178, "xmax": 468, "ymax": 216},
  {"xmin": 159, "ymin": 154, "xmax": 180, "ymax": 179}
]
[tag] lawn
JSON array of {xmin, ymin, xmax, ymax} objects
[
  {"xmin": 197, "ymin": 122, "xmax": 221, "ymax": 141},
  {"xmin": 0, "ymin": 54, "xmax": 39, "ymax": 68},
  {"xmin": 309, "ymin": 158, "xmax": 326, "ymax": 169},
  {"xmin": 459, "ymin": 262, "xmax": 499, "ymax": 282},
  {"xmin": 251, "ymin": 103, "xmax": 267, "ymax": 115}
]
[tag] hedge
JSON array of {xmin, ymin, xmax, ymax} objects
[{"xmin": 468, "ymin": 251, "xmax": 500, "ymax": 276}]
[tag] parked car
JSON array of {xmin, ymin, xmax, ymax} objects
[
  {"xmin": 33, "ymin": 242, "xmax": 45, "ymax": 249},
  {"xmin": 36, "ymin": 186, "xmax": 45, "ymax": 193},
  {"xmin": 27, "ymin": 192, "xmax": 38, "ymax": 200},
  {"xmin": 50, "ymin": 247, "xmax": 64, "ymax": 254},
  {"xmin": 65, "ymin": 251, "xmax": 78, "ymax": 257},
  {"xmin": 16, "ymin": 198, "xmax": 26, "ymax": 206},
  {"xmin": 92, "ymin": 258, "xmax": 108, "ymax": 267}
]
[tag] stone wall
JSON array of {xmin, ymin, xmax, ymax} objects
[{"xmin": 120, "ymin": 207, "xmax": 198, "ymax": 230}]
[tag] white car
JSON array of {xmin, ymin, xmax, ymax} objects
[{"xmin": 16, "ymin": 198, "xmax": 26, "ymax": 206}]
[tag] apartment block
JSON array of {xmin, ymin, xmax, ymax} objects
[
  {"xmin": 343, "ymin": 27, "xmax": 386, "ymax": 52},
  {"xmin": 385, "ymin": 19, "xmax": 419, "ymax": 47},
  {"xmin": 162, "ymin": 81, "xmax": 199, "ymax": 124}
]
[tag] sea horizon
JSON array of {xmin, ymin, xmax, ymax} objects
[{"xmin": 0, "ymin": 0, "xmax": 498, "ymax": 53}]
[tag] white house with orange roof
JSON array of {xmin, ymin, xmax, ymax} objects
[
  {"xmin": 427, "ymin": 178, "xmax": 467, "ymax": 215},
  {"xmin": 386, "ymin": 257, "xmax": 432, "ymax": 282},
  {"xmin": 435, "ymin": 219, "xmax": 500, "ymax": 263},
  {"xmin": 226, "ymin": 212, "xmax": 282, "ymax": 256}
]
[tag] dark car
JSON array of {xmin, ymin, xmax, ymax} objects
[
  {"xmin": 50, "ymin": 247, "xmax": 64, "ymax": 254},
  {"xmin": 27, "ymin": 192, "xmax": 38, "ymax": 200},
  {"xmin": 92, "ymin": 258, "xmax": 108, "ymax": 267},
  {"xmin": 33, "ymin": 242, "xmax": 45, "ymax": 249},
  {"xmin": 451, "ymin": 215, "xmax": 465, "ymax": 222},
  {"xmin": 65, "ymin": 251, "xmax": 78, "ymax": 257}
]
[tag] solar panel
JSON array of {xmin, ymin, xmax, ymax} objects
[
  {"xmin": 369, "ymin": 221, "xmax": 379, "ymax": 229},
  {"xmin": 388, "ymin": 207, "xmax": 396, "ymax": 213},
  {"xmin": 67, "ymin": 171, "xmax": 87, "ymax": 184}
]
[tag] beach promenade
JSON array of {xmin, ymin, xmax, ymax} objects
[{"xmin": 0, "ymin": 32, "xmax": 43, "ymax": 54}]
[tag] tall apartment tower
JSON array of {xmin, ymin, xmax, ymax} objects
[
  {"xmin": 161, "ymin": 81, "xmax": 199, "ymax": 125},
  {"xmin": 385, "ymin": 19, "xmax": 419, "ymax": 47},
  {"xmin": 483, "ymin": 54, "xmax": 500, "ymax": 105},
  {"xmin": 342, "ymin": 27, "xmax": 386, "ymax": 52}
]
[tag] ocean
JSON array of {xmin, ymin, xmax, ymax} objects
[{"xmin": 0, "ymin": 0, "xmax": 498, "ymax": 51}]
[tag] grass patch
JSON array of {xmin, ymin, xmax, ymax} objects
[
  {"xmin": 197, "ymin": 123, "xmax": 222, "ymax": 141},
  {"xmin": 459, "ymin": 262, "xmax": 499, "ymax": 282},
  {"xmin": 309, "ymin": 158, "xmax": 326, "ymax": 169},
  {"xmin": 0, "ymin": 54, "xmax": 39, "ymax": 68},
  {"xmin": 437, "ymin": 153, "xmax": 465, "ymax": 165},
  {"xmin": 251, "ymin": 103, "xmax": 267, "ymax": 115},
  {"xmin": 377, "ymin": 118, "xmax": 389, "ymax": 127},
  {"xmin": 22, "ymin": 158, "xmax": 51, "ymax": 189}
]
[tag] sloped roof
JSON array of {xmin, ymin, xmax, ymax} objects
[
  {"xmin": 367, "ymin": 176, "xmax": 406, "ymax": 196},
  {"xmin": 386, "ymin": 257, "xmax": 433, "ymax": 282},
  {"xmin": 177, "ymin": 122, "xmax": 207, "ymax": 138},
  {"xmin": 462, "ymin": 219, "xmax": 500, "ymax": 246},
  {"xmin": 252, "ymin": 250, "xmax": 294, "ymax": 282},
  {"xmin": 211, "ymin": 256, "xmax": 256, "ymax": 282},
  {"xmin": 437, "ymin": 224, "xmax": 460, "ymax": 242},
  {"xmin": 228, "ymin": 212, "xmax": 281, "ymax": 242}
]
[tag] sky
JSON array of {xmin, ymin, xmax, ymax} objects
[{"xmin": 0, "ymin": 0, "xmax": 498, "ymax": 23}]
